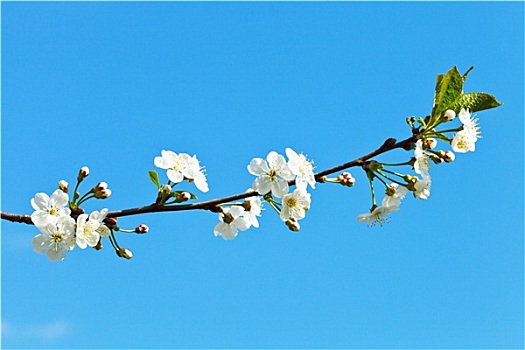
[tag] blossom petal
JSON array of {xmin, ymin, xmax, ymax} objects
[{"xmin": 31, "ymin": 193, "xmax": 50, "ymax": 211}]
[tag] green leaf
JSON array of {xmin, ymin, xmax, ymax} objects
[
  {"xmin": 148, "ymin": 170, "xmax": 161, "ymax": 188},
  {"xmin": 431, "ymin": 66, "xmax": 464, "ymax": 120},
  {"xmin": 452, "ymin": 92, "xmax": 503, "ymax": 113}
]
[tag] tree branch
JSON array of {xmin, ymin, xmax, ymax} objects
[{"xmin": 1, "ymin": 134, "xmax": 416, "ymax": 226}]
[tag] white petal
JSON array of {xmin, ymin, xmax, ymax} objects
[
  {"xmin": 31, "ymin": 193, "xmax": 50, "ymax": 211},
  {"xmin": 271, "ymin": 179, "xmax": 289, "ymax": 198},
  {"xmin": 32, "ymin": 234, "xmax": 49, "ymax": 254},
  {"xmin": 47, "ymin": 244, "xmax": 67, "ymax": 261},
  {"xmin": 247, "ymin": 158, "xmax": 267, "ymax": 175},
  {"xmin": 50, "ymin": 189, "xmax": 69, "ymax": 208},
  {"xmin": 166, "ymin": 169, "xmax": 184, "ymax": 183}
]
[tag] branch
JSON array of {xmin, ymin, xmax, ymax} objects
[{"xmin": 1, "ymin": 134, "xmax": 416, "ymax": 226}]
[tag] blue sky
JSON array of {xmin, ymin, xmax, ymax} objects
[{"xmin": 1, "ymin": 2, "xmax": 523, "ymax": 349}]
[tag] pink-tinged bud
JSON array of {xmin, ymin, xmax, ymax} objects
[
  {"xmin": 338, "ymin": 172, "xmax": 355, "ymax": 187},
  {"xmin": 58, "ymin": 180, "xmax": 69, "ymax": 193},
  {"xmin": 443, "ymin": 109, "xmax": 456, "ymax": 121},
  {"xmin": 135, "ymin": 224, "xmax": 149, "ymax": 234},
  {"xmin": 285, "ymin": 218, "xmax": 300, "ymax": 232},
  {"xmin": 77, "ymin": 166, "xmax": 90, "ymax": 181},
  {"xmin": 116, "ymin": 248, "xmax": 133, "ymax": 260}
]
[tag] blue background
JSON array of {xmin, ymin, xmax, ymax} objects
[{"xmin": 2, "ymin": 2, "xmax": 523, "ymax": 349}]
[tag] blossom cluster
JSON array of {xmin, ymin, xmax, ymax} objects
[
  {"xmin": 31, "ymin": 189, "xmax": 110, "ymax": 261},
  {"xmin": 356, "ymin": 108, "xmax": 481, "ymax": 226},
  {"xmin": 211, "ymin": 148, "xmax": 316, "ymax": 240}
]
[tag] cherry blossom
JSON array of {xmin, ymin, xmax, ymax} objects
[
  {"xmin": 248, "ymin": 151, "xmax": 294, "ymax": 198},
  {"xmin": 32, "ymin": 215, "xmax": 76, "ymax": 261},
  {"xmin": 285, "ymin": 148, "xmax": 316, "ymax": 191},
  {"xmin": 30, "ymin": 190, "xmax": 71, "ymax": 226},
  {"xmin": 213, "ymin": 206, "xmax": 251, "ymax": 240}
]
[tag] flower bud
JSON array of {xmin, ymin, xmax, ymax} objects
[
  {"xmin": 116, "ymin": 248, "xmax": 133, "ymax": 260},
  {"xmin": 175, "ymin": 191, "xmax": 191, "ymax": 203},
  {"xmin": 285, "ymin": 218, "xmax": 300, "ymax": 232},
  {"xmin": 77, "ymin": 166, "xmax": 90, "ymax": 181},
  {"xmin": 104, "ymin": 217, "xmax": 118, "ymax": 229},
  {"xmin": 443, "ymin": 109, "xmax": 456, "ymax": 121},
  {"xmin": 422, "ymin": 138, "xmax": 437, "ymax": 150},
  {"xmin": 94, "ymin": 189, "xmax": 112, "ymax": 199},
  {"xmin": 161, "ymin": 184, "xmax": 172, "ymax": 196},
  {"xmin": 135, "ymin": 224, "xmax": 149, "ymax": 234},
  {"xmin": 443, "ymin": 150, "xmax": 455, "ymax": 163},
  {"xmin": 339, "ymin": 172, "xmax": 355, "ymax": 187},
  {"xmin": 58, "ymin": 180, "xmax": 69, "ymax": 193},
  {"xmin": 93, "ymin": 182, "xmax": 108, "ymax": 192}
]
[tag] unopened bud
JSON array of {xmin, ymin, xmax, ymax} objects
[
  {"xmin": 338, "ymin": 172, "xmax": 355, "ymax": 187},
  {"xmin": 104, "ymin": 217, "xmax": 118, "ymax": 228},
  {"xmin": 77, "ymin": 166, "xmax": 90, "ymax": 181},
  {"xmin": 422, "ymin": 138, "xmax": 437, "ymax": 150},
  {"xmin": 116, "ymin": 248, "xmax": 133, "ymax": 260},
  {"xmin": 162, "ymin": 185, "xmax": 172, "ymax": 196},
  {"xmin": 175, "ymin": 191, "xmax": 191, "ymax": 203},
  {"xmin": 135, "ymin": 224, "xmax": 149, "ymax": 234},
  {"xmin": 58, "ymin": 180, "xmax": 69, "ymax": 193},
  {"xmin": 443, "ymin": 150, "xmax": 455, "ymax": 163},
  {"xmin": 285, "ymin": 218, "xmax": 300, "ymax": 232},
  {"xmin": 93, "ymin": 182, "xmax": 108, "ymax": 192},
  {"xmin": 94, "ymin": 189, "xmax": 112, "ymax": 199},
  {"xmin": 443, "ymin": 109, "xmax": 456, "ymax": 121}
]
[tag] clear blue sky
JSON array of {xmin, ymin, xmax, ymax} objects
[{"xmin": 1, "ymin": 2, "xmax": 523, "ymax": 349}]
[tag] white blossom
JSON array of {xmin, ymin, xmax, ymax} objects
[
  {"xmin": 242, "ymin": 196, "xmax": 263, "ymax": 228},
  {"xmin": 213, "ymin": 206, "xmax": 251, "ymax": 240},
  {"xmin": 285, "ymin": 148, "xmax": 316, "ymax": 191},
  {"xmin": 30, "ymin": 190, "xmax": 71, "ymax": 226},
  {"xmin": 382, "ymin": 183, "xmax": 409, "ymax": 208},
  {"xmin": 357, "ymin": 205, "xmax": 398, "ymax": 227},
  {"xmin": 451, "ymin": 108, "xmax": 480, "ymax": 153},
  {"xmin": 280, "ymin": 188, "xmax": 311, "ymax": 222},
  {"xmin": 89, "ymin": 208, "xmax": 111, "ymax": 238},
  {"xmin": 358, "ymin": 184, "xmax": 408, "ymax": 226},
  {"xmin": 413, "ymin": 177, "xmax": 431, "ymax": 200},
  {"xmin": 247, "ymin": 151, "xmax": 294, "ymax": 198},
  {"xmin": 32, "ymin": 215, "xmax": 76, "ymax": 261},
  {"xmin": 414, "ymin": 140, "xmax": 431, "ymax": 181},
  {"xmin": 154, "ymin": 150, "xmax": 209, "ymax": 192},
  {"xmin": 76, "ymin": 212, "xmax": 101, "ymax": 249}
]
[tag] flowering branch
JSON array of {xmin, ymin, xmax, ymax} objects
[
  {"xmin": 0, "ymin": 135, "xmax": 413, "ymax": 225},
  {"xmin": 0, "ymin": 66, "xmax": 503, "ymax": 261}
]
